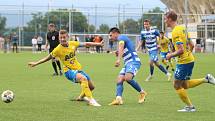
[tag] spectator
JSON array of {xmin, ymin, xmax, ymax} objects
[
  {"xmin": 93, "ymin": 35, "xmax": 103, "ymax": 53},
  {"xmin": 37, "ymin": 35, "xmax": 43, "ymax": 52},
  {"xmin": 32, "ymin": 35, "xmax": 37, "ymax": 53},
  {"xmin": 11, "ymin": 32, "xmax": 18, "ymax": 53}
]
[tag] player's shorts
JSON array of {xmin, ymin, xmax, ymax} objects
[
  {"xmin": 148, "ymin": 50, "xmax": 159, "ymax": 62},
  {"xmin": 119, "ymin": 61, "xmax": 141, "ymax": 77},
  {"xmin": 160, "ymin": 52, "xmax": 168, "ymax": 59},
  {"xmin": 64, "ymin": 70, "xmax": 91, "ymax": 83},
  {"xmin": 174, "ymin": 62, "xmax": 194, "ymax": 81}
]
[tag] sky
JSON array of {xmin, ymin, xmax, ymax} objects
[{"xmin": 0, "ymin": 0, "xmax": 166, "ymax": 27}]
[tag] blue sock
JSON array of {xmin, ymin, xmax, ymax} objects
[
  {"xmin": 116, "ymin": 82, "xmax": 123, "ymax": 96},
  {"xmin": 150, "ymin": 65, "xmax": 154, "ymax": 75},
  {"xmin": 158, "ymin": 65, "xmax": 168, "ymax": 74},
  {"xmin": 127, "ymin": 80, "xmax": 142, "ymax": 92}
]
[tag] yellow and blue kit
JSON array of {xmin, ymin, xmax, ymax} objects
[
  {"xmin": 51, "ymin": 41, "xmax": 90, "ymax": 83},
  {"xmin": 172, "ymin": 26, "xmax": 195, "ymax": 80}
]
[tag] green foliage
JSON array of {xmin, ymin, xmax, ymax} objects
[
  {"xmin": 25, "ymin": 9, "xmax": 93, "ymax": 33},
  {"xmin": 139, "ymin": 7, "xmax": 164, "ymax": 30},
  {"xmin": 97, "ymin": 24, "xmax": 110, "ymax": 33},
  {"xmin": 0, "ymin": 15, "xmax": 7, "ymax": 34},
  {"xmin": 120, "ymin": 18, "xmax": 140, "ymax": 34}
]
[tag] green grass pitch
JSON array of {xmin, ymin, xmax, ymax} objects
[{"xmin": 0, "ymin": 52, "xmax": 215, "ymax": 121}]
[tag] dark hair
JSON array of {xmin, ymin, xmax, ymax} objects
[
  {"xmin": 165, "ymin": 11, "xmax": 177, "ymax": 21},
  {"xmin": 109, "ymin": 27, "xmax": 120, "ymax": 34},
  {"xmin": 160, "ymin": 31, "xmax": 164, "ymax": 34},
  {"xmin": 49, "ymin": 23, "xmax": 55, "ymax": 27},
  {"xmin": 144, "ymin": 19, "xmax": 150, "ymax": 23}
]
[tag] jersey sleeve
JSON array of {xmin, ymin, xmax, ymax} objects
[
  {"xmin": 70, "ymin": 41, "xmax": 80, "ymax": 48},
  {"xmin": 174, "ymin": 30, "xmax": 184, "ymax": 45},
  {"xmin": 155, "ymin": 30, "xmax": 160, "ymax": 37},
  {"xmin": 50, "ymin": 46, "xmax": 59, "ymax": 58}
]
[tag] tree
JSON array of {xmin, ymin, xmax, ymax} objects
[
  {"xmin": 120, "ymin": 19, "xmax": 140, "ymax": 34},
  {"xmin": 97, "ymin": 24, "xmax": 109, "ymax": 33},
  {"xmin": 139, "ymin": 7, "xmax": 164, "ymax": 31},
  {"xmin": 0, "ymin": 15, "xmax": 7, "ymax": 34},
  {"xmin": 25, "ymin": 9, "xmax": 89, "ymax": 33}
]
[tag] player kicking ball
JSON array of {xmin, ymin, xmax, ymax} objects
[{"xmin": 28, "ymin": 30, "xmax": 102, "ymax": 107}]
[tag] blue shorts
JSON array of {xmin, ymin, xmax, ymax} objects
[
  {"xmin": 64, "ymin": 70, "xmax": 91, "ymax": 83},
  {"xmin": 149, "ymin": 50, "xmax": 159, "ymax": 62},
  {"xmin": 174, "ymin": 62, "xmax": 194, "ymax": 80},
  {"xmin": 160, "ymin": 52, "xmax": 168, "ymax": 59},
  {"xmin": 119, "ymin": 61, "xmax": 141, "ymax": 76}
]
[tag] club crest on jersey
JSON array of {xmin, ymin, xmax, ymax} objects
[{"xmin": 52, "ymin": 36, "xmax": 56, "ymax": 40}]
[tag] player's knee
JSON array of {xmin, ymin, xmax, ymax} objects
[
  {"xmin": 124, "ymin": 75, "xmax": 132, "ymax": 81},
  {"xmin": 76, "ymin": 73, "xmax": 87, "ymax": 82},
  {"xmin": 89, "ymin": 85, "xmax": 95, "ymax": 91}
]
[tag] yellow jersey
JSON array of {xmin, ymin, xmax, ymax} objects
[
  {"xmin": 51, "ymin": 41, "xmax": 82, "ymax": 72},
  {"xmin": 172, "ymin": 26, "xmax": 194, "ymax": 64},
  {"xmin": 159, "ymin": 36, "xmax": 170, "ymax": 53}
]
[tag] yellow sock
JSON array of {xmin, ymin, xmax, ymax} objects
[
  {"xmin": 162, "ymin": 59, "xmax": 168, "ymax": 66},
  {"xmin": 187, "ymin": 78, "xmax": 205, "ymax": 88},
  {"xmin": 169, "ymin": 61, "xmax": 174, "ymax": 69},
  {"xmin": 176, "ymin": 88, "xmax": 192, "ymax": 106},
  {"xmin": 81, "ymin": 80, "xmax": 93, "ymax": 99}
]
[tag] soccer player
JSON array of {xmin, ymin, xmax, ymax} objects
[
  {"xmin": 165, "ymin": 11, "xmax": 215, "ymax": 112},
  {"xmin": 45, "ymin": 23, "xmax": 63, "ymax": 76},
  {"xmin": 158, "ymin": 31, "xmax": 174, "ymax": 72},
  {"xmin": 136, "ymin": 19, "xmax": 171, "ymax": 82},
  {"xmin": 108, "ymin": 27, "xmax": 147, "ymax": 105},
  {"xmin": 28, "ymin": 30, "xmax": 102, "ymax": 107}
]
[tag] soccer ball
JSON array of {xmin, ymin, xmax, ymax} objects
[{"xmin": 1, "ymin": 90, "xmax": 15, "ymax": 103}]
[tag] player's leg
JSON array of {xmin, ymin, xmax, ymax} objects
[
  {"xmin": 51, "ymin": 59, "xmax": 58, "ymax": 76},
  {"xmin": 160, "ymin": 52, "xmax": 169, "ymax": 70},
  {"xmin": 109, "ymin": 68, "xmax": 125, "ymax": 105},
  {"xmin": 76, "ymin": 72, "xmax": 101, "ymax": 106},
  {"xmin": 174, "ymin": 64, "xmax": 195, "ymax": 112},
  {"xmin": 145, "ymin": 60, "xmax": 154, "ymax": 81},
  {"xmin": 124, "ymin": 62, "xmax": 147, "ymax": 103},
  {"xmin": 183, "ymin": 62, "xmax": 215, "ymax": 89},
  {"xmin": 154, "ymin": 61, "xmax": 172, "ymax": 81},
  {"xmin": 168, "ymin": 59, "xmax": 175, "ymax": 72},
  {"xmin": 55, "ymin": 59, "xmax": 63, "ymax": 75}
]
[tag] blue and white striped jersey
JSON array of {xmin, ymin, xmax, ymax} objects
[
  {"xmin": 117, "ymin": 35, "xmax": 141, "ymax": 65},
  {"xmin": 141, "ymin": 29, "xmax": 160, "ymax": 52}
]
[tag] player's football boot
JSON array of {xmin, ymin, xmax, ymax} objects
[
  {"xmin": 88, "ymin": 99, "xmax": 101, "ymax": 107},
  {"xmin": 138, "ymin": 91, "xmax": 147, "ymax": 104},
  {"xmin": 177, "ymin": 106, "xmax": 196, "ymax": 112},
  {"xmin": 145, "ymin": 75, "xmax": 153, "ymax": 82},
  {"xmin": 108, "ymin": 96, "xmax": 123, "ymax": 105},
  {"xmin": 206, "ymin": 74, "xmax": 215, "ymax": 85},
  {"xmin": 167, "ymin": 73, "xmax": 172, "ymax": 81}
]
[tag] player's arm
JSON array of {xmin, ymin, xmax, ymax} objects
[
  {"xmin": 79, "ymin": 42, "xmax": 103, "ymax": 47},
  {"xmin": 115, "ymin": 41, "xmax": 124, "ymax": 67},
  {"xmin": 187, "ymin": 39, "xmax": 194, "ymax": 52},
  {"xmin": 166, "ymin": 39, "xmax": 184, "ymax": 60},
  {"xmin": 28, "ymin": 54, "xmax": 52, "ymax": 67},
  {"xmin": 136, "ymin": 40, "xmax": 143, "ymax": 52}
]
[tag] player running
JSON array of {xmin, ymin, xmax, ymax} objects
[
  {"xmin": 165, "ymin": 11, "xmax": 215, "ymax": 112},
  {"xmin": 28, "ymin": 30, "xmax": 102, "ymax": 107},
  {"xmin": 108, "ymin": 27, "xmax": 147, "ymax": 105},
  {"xmin": 136, "ymin": 19, "xmax": 171, "ymax": 82},
  {"xmin": 158, "ymin": 31, "xmax": 175, "ymax": 72}
]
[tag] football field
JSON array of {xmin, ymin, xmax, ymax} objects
[{"xmin": 0, "ymin": 52, "xmax": 215, "ymax": 121}]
